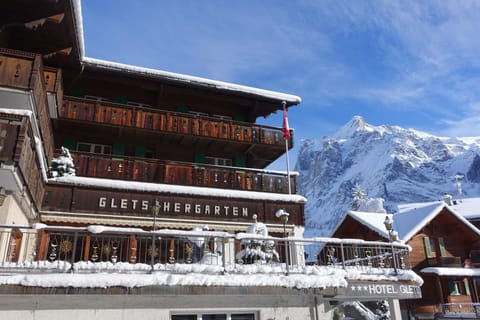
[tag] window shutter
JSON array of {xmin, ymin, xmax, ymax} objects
[
  {"xmin": 176, "ymin": 106, "xmax": 189, "ymax": 113},
  {"xmin": 194, "ymin": 153, "xmax": 205, "ymax": 164},
  {"xmin": 135, "ymin": 146, "xmax": 146, "ymax": 158},
  {"xmin": 113, "ymin": 97, "xmax": 128, "ymax": 104},
  {"xmin": 438, "ymin": 237, "xmax": 446, "ymax": 257},
  {"xmin": 423, "ymin": 236, "xmax": 432, "ymax": 258},
  {"xmin": 234, "ymin": 156, "xmax": 246, "ymax": 168},
  {"xmin": 464, "ymin": 279, "xmax": 471, "ymax": 296},
  {"xmin": 234, "ymin": 114, "xmax": 246, "ymax": 122},
  {"xmin": 68, "ymin": 89, "xmax": 83, "ymax": 97},
  {"xmin": 63, "ymin": 137, "xmax": 77, "ymax": 151},
  {"xmin": 113, "ymin": 143, "xmax": 125, "ymax": 156}
]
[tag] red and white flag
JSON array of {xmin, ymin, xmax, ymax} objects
[{"xmin": 282, "ymin": 102, "xmax": 291, "ymax": 140}]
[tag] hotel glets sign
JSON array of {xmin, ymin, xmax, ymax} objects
[
  {"xmin": 96, "ymin": 196, "xmax": 252, "ymax": 218},
  {"xmin": 346, "ymin": 282, "xmax": 422, "ymax": 299}
]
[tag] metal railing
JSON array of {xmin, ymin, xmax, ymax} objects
[
  {"xmin": 434, "ymin": 303, "xmax": 480, "ymax": 319},
  {"xmin": 0, "ymin": 225, "xmax": 411, "ymax": 275}
]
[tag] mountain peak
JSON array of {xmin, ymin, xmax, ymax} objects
[
  {"xmin": 296, "ymin": 117, "xmax": 480, "ymax": 237},
  {"xmin": 333, "ymin": 115, "xmax": 373, "ymax": 139}
]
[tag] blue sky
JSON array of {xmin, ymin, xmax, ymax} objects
[{"xmin": 80, "ymin": 1, "xmax": 480, "ymax": 169}]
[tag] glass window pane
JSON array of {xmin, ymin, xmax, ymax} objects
[
  {"xmin": 231, "ymin": 314, "xmax": 255, "ymax": 320},
  {"xmin": 171, "ymin": 315, "xmax": 196, "ymax": 320},
  {"xmin": 203, "ymin": 315, "xmax": 226, "ymax": 320},
  {"xmin": 77, "ymin": 143, "xmax": 91, "ymax": 152}
]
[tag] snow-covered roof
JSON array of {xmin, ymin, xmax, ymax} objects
[
  {"xmin": 49, "ymin": 176, "xmax": 307, "ymax": 204},
  {"xmin": 421, "ymin": 267, "xmax": 480, "ymax": 277},
  {"xmin": 444, "ymin": 197, "xmax": 480, "ymax": 219},
  {"xmin": 69, "ymin": 1, "xmax": 300, "ymax": 105},
  {"xmin": 336, "ymin": 201, "xmax": 480, "ymax": 244}
]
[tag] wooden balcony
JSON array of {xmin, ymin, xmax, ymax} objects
[
  {"xmin": 0, "ymin": 48, "xmax": 55, "ymax": 161},
  {"xmin": 59, "ymin": 96, "xmax": 292, "ymax": 148},
  {"xmin": 70, "ymin": 151, "xmax": 297, "ymax": 194},
  {"xmin": 427, "ymin": 256, "xmax": 462, "ymax": 268},
  {"xmin": 0, "ymin": 114, "xmax": 45, "ymax": 208}
]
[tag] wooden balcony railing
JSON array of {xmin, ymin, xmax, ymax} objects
[
  {"xmin": 0, "ymin": 48, "xmax": 55, "ymax": 161},
  {"xmin": 60, "ymin": 96, "xmax": 292, "ymax": 147},
  {"xmin": 0, "ymin": 114, "xmax": 45, "ymax": 208},
  {"xmin": 70, "ymin": 151, "xmax": 297, "ymax": 194},
  {"xmin": 427, "ymin": 256, "xmax": 462, "ymax": 267}
]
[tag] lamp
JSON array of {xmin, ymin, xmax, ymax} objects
[
  {"xmin": 276, "ymin": 209, "xmax": 290, "ymax": 275},
  {"xmin": 383, "ymin": 214, "xmax": 398, "ymax": 273},
  {"xmin": 275, "ymin": 208, "xmax": 290, "ymax": 233},
  {"xmin": 150, "ymin": 199, "xmax": 160, "ymax": 270},
  {"xmin": 151, "ymin": 199, "xmax": 160, "ymax": 231},
  {"xmin": 0, "ymin": 187, "xmax": 6, "ymax": 206}
]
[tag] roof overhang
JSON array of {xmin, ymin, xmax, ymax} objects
[{"xmin": 421, "ymin": 267, "xmax": 480, "ymax": 277}]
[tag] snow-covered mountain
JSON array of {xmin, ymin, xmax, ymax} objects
[{"xmin": 296, "ymin": 115, "xmax": 480, "ymax": 237}]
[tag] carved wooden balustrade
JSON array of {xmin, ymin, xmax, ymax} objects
[
  {"xmin": 0, "ymin": 48, "xmax": 56, "ymax": 161},
  {"xmin": 0, "ymin": 114, "xmax": 45, "ymax": 208},
  {"xmin": 68, "ymin": 150, "xmax": 297, "ymax": 194},
  {"xmin": 60, "ymin": 96, "xmax": 292, "ymax": 147}
]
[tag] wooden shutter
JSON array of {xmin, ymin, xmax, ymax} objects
[
  {"xmin": 194, "ymin": 153, "xmax": 205, "ymax": 164},
  {"xmin": 135, "ymin": 146, "xmax": 146, "ymax": 158},
  {"xmin": 235, "ymin": 156, "xmax": 246, "ymax": 168},
  {"xmin": 63, "ymin": 137, "xmax": 77, "ymax": 151},
  {"xmin": 113, "ymin": 143, "xmax": 125, "ymax": 156},
  {"xmin": 438, "ymin": 237, "xmax": 446, "ymax": 257},
  {"xmin": 464, "ymin": 279, "xmax": 471, "ymax": 296},
  {"xmin": 423, "ymin": 236, "xmax": 432, "ymax": 258}
]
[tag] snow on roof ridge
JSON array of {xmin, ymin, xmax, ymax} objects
[
  {"xmin": 81, "ymin": 57, "xmax": 301, "ymax": 103},
  {"xmin": 49, "ymin": 176, "xmax": 307, "ymax": 203},
  {"xmin": 70, "ymin": 1, "xmax": 300, "ymax": 105}
]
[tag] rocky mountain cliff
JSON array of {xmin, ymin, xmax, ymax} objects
[{"xmin": 296, "ymin": 115, "xmax": 480, "ymax": 236}]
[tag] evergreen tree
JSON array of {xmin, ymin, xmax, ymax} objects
[
  {"xmin": 351, "ymin": 183, "xmax": 367, "ymax": 210},
  {"xmin": 49, "ymin": 147, "xmax": 76, "ymax": 178}
]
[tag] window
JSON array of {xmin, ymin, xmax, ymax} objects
[
  {"xmin": 429, "ymin": 238, "xmax": 437, "ymax": 257},
  {"xmin": 171, "ymin": 315, "xmax": 196, "ymax": 320},
  {"xmin": 448, "ymin": 279, "xmax": 471, "ymax": 296},
  {"xmin": 423, "ymin": 236, "xmax": 446, "ymax": 258},
  {"xmin": 171, "ymin": 313, "xmax": 255, "ymax": 320},
  {"xmin": 77, "ymin": 142, "xmax": 112, "ymax": 154},
  {"xmin": 203, "ymin": 315, "xmax": 226, "ymax": 320},
  {"xmin": 205, "ymin": 156, "xmax": 232, "ymax": 167}
]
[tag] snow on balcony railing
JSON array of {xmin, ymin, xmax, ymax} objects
[{"xmin": 0, "ymin": 224, "xmax": 413, "ymax": 278}]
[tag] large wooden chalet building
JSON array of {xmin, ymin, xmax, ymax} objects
[{"xmin": 0, "ymin": 1, "xmax": 423, "ymax": 319}]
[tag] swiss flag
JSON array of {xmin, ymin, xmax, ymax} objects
[{"xmin": 282, "ymin": 102, "xmax": 291, "ymax": 140}]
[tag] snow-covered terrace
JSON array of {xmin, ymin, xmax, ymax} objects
[{"xmin": 0, "ymin": 224, "xmax": 422, "ymax": 290}]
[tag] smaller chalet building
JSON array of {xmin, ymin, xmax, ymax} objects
[{"xmin": 331, "ymin": 203, "xmax": 480, "ymax": 319}]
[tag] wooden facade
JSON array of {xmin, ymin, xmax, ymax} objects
[
  {"xmin": 0, "ymin": 49, "xmax": 55, "ymax": 162},
  {"xmin": 0, "ymin": 113, "xmax": 45, "ymax": 208},
  {"xmin": 0, "ymin": 0, "xmax": 304, "ymax": 249}
]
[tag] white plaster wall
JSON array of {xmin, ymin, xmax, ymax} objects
[
  {"xmin": 0, "ymin": 195, "xmax": 29, "ymax": 225},
  {"xmin": 0, "ymin": 294, "xmax": 337, "ymax": 320},
  {"xmin": 0, "ymin": 305, "xmax": 336, "ymax": 320},
  {"xmin": 0, "ymin": 196, "xmax": 32, "ymax": 261}
]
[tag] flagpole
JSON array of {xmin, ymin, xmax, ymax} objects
[
  {"xmin": 282, "ymin": 101, "xmax": 292, "ymax": 195},
  {"xmin": 285, "ymin": 135, "xmax": 291, "ymax": 195}
]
